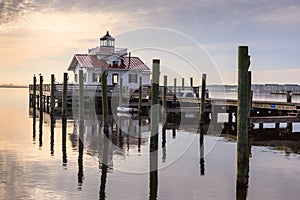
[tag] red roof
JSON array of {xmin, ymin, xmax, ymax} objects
[
  {"xmin": 108, "ymin": 56, "xmax": 149, "ymax": 71},
  {"xmin": 68, "ymin": 54, "xmax": 149, "ymax": 71}
]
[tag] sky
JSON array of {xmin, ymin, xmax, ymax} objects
[{"xmin": 0, "ymin": 0, "xmax": 300, "ymax": 85}]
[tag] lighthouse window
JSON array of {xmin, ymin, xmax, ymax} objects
[
  {"xmin": 112, "ymin": 74, "xmax": 118, "ymax": 85},
  {"xmin": 92, "ymin": 73, "xmax": 99, "ymax": 82},
  {"xmin": 128, "ymin": 74, "xmax": 138, "ymax": 83}
]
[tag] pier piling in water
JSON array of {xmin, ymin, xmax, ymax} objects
[
  {"xmin": 39, "ymin": 75, "xmax": 43, "ymax": 111},
  {"xmin": 62, "ymin": 73, "xmax": 68, "ymax": 118},
  {"xmin": 138, "ymin": 77, "xmax": 142, "ymax": 114},
  {"xmin": 237, "ymin": 46, "xmax": 251, "ymax": 183},
  {"xmin": 200, "ymin": 73, "xmax": 207, "ymax": 124},
  {"xmin": 50, "ymin": 74, "xmax": 55, "ymax": 114},
  {"xmin": 101, "ymin": 67, "xmax": 109, "ymax": 137},
  {"xmin": 119, "ymin": 78, "xmax": 123, "ymax": 107},
  {"xmin": 150, "ymin": 59, "xmax": 160, "ymax": 152}
]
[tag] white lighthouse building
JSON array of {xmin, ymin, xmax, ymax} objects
[{"xmin": 67, "ymin": 31, "xmax": 151, "ymax": 92}]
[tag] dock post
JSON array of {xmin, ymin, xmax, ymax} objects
[
  {"xmin": 101, "ymin": 67, "xmax": 109, "ymax": 137},
  {"xmin": 150, "ymin": 59, "xmax": 160, "ymax": 153},
  {"xmin": 173, "ymin": 78, "xmax": 177, "ymax": 106},
  {"xmin": 200, "ymin": 74, "xmax": 207, "ymax": 124},
  {"xmin": 237, "ymin": 46, "xmax": 251, "ymax": 183},
  {"xmin": 119, "ymin": 78, "xmax": 123, "ymax": 107},
  {"xmin": 162, "ymin": 75, "xmax": 167, "ymax": 121},
  {"xmin": 286, "ymin": 91, "xmax": 292, "ymax": 103},
  {"xmin": 39, "ymin": 74, "xmax": 43, "ymax": 111},
  {"xmin": 62, "ymin": 73, "xmax": 68, "ymax": 118},
  {"xmin": 286, "ymin": 91, "xmax": 292, "ymax": 130},
  {"xmin": 190, "ymin": 77, "xmax": 193, "ymax": 87},
  {"xmin": 182, "ymin": 77, "xmax": 185, "ymax": 90},
  {"xmin": 138, "ymin": 77, "xmax": 142, "ymax": 114},
  {"xmin": 50, "ymin": 74, "xmax": 55, "ymax": 114},
  {"xmin": 33, "ymin": 75, "xmax": 37, "ymax": 108},
  {"xmin": 149, "ymin": 59, "xmax": 160, "ymax": 200}
]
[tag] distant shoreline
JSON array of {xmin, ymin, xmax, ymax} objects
[{"xmin": 0, "ymin": 85, "xmax": 28, "ymax": 88}]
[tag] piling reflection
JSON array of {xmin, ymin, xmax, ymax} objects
[
  {"xmin": 50, "ymin": 114, "xmax": 55, "ymax": 156},
  {"xmin": 78, "ymin": 119, "xmax": 84, "ymax": 189},
  {"xmin": 236, "ymin": 176, "xmax": 249, "ymax": 200},
  {"xmin": 32, "ymin": 108, "xmax": 36, "ymax": 142},
  {"xmin": 199, "ymin": 126, "xmax": 205, "ymax": 176},
  {"xmin": 62, "ymin": 117, "xmax": 67, "ymax": 166},
  {"xmin": 39, "ymin": 110, "xmax": 43, "ymax": 148}
]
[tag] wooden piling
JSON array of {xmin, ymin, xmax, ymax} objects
[
  {"xmin": 119, "ymin": 78, "xmax": 123, "ymax": 107},
  {"xmin": 138, "ymin": 77, "xmax": 142, "ymax": 114},
  {"xmin": 50, "ymin": 74, "xmax": 55, "ymax": 114},
  {"xmin": 101, "ymin": 67, "xmax": 109, "ymax": 137},
  {"xmin": 33, "ymin": 75, "xmax": 37, "ymax": 141},
  {"xmin": 182, "ymin": 77, "xmax": 185, "ymax": 90},
  {"xmin": 33, "ymin": 75, "xmax": 37, "ymax": 108},
  {"xmin": 39, "ymin": 75, "xmax": 43, "ymax": 111},
  {"xmin": 162, "ymin": 76, "xmax": 167, "ymax": 121},
  {"xmin": 150, "ymin": 60, "xmax": 159, "ymax": 200},
  {"xmin": 79, "ymin": 70, "xmax": 84, "ymax": 120},
  {"xmin": 78, "ymin": 69, "xmax": 84, "ymax": 180},
  {"xmin": 150, "ymin": 59, "xmax": 160, "ymax": 152},
  {"xmin": 190, "ymin": 77, "xmax": 193, "ymax": 87},
  {"xmin": 237, "ymin": 46, "xmax": 251, "ymax": 182},
  {"xmin": 62, "ymin": 73, "xmax": 68, "ymax": 118},
  {"xmin": 173, "ymin": 78, "xmax": 177, "ymax": 104},
  {"xmin": 200, "ymin": 74, "xmax": 207, "ymax": 124}
]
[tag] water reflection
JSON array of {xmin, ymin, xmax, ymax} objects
[
  {"xmin": 62, "ymin": 117, "xmax": 67, "ymax": 166},
  {"xmin": 39, "ymin": 111, "xmax": 43, "ymax": 148},
  {"xmin": 78, "ymin": 119, "xmax": 84, "ymax": 189},
  {"xmin": 236, "ymin": 178, "xmax": 249, "ymax": 200},
  {"xmin": 50, "ymin": 115, "xmax": 55, "ymax": 156},
  {"xmin": 27, "ymin": 109, "xmax": 300, "ymax": 200}
]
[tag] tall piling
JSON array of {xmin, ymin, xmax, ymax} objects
[
  {"xmin": 182, "ymin": 77, "xmax": 185, "ymax": 90},
  {"xmin": 237, "ymin": 46, "xmax": 251, "ymax": 183},
  {"xmin": 50, "ymin": 74, "xmax": 55, "ymax": 114},
  {"xmin": 150, "ymin": 59, "xmax": 160, "ymax": 152},
  {"xmin": 138, "ymin": 77, "xmax": 142, "ymax": 114},
  {"xmin": 33, "ymin": 75, "xmax": 37, "ymax": 109},
  {"xmin": 62, "ymin": 73, "xmax": 68, "ymax": 118},
  {"xmin": 101, "ymin": 67, "xmax": 109, "ymax": 137},
  {"xmin": 119, "ymin": 78, "xmax": 123, "ymax": 107},
  {"xmin": 39, "ymin": 75, "xmax": 43, "ymax": 111},
  {"xmin": 200, "ymin": 74, "xmax": 207, "ymax": 124},
  {"xmin": 173, "ymin": 78, "xmax": 177, "ymax": 105},
  {"xmin": 149, "ymin": 60, "xmax": 160, "ymax": 200}
]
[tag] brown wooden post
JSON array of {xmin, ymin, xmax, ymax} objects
[
  {"xmin": 200, "ymin": 74, "xmax": 207, "ymax": 124},
  {"xmin": 150, "ymin": 59, "xmax": 160, "ymax": 152},
  {"xmin": 182, "ymin": 77, "xmax": 184, "ymax": 90},
  {"xmin": 173, "ymin": 78, "xmax": 177, "ymax": 105},
  {"xmin": 101, "ymin": 67, "xmax": 109, "ymax": 137},
  {"xmin": 138, "ymin": 77, "xmax": 142, "ymax": 114},
  {"xmin": 237, "ymin": 46, "xmax": 251, "ymax": 183},
  {"xmin": 149, "ymin": 59, "xmax": 159, "ymax": 200},
  {"xmin": 190, "ymin": 77, "xmax": 193, "ymax": 87},
  {"xmin": 50, "ymin": 74, "xmax": 55, "ymax": 114},
  {"xmin": 32, "ymin": 75, "xmax": 36, "ymax": 108},
  {"xmin": 62, "ymin": 73, "xmax": 68, "ymax": 118},
  {"xmin": 119, "ymin": 77, "xmax": 123, "ymax": 107},
  {"xmin": 39, "ymin": 75, "xmax": 43, "ymax": 111}
]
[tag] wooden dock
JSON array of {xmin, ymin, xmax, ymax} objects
[{"xmin": 29, "ymin": 76, "xmax": 300, "ymax": 134}]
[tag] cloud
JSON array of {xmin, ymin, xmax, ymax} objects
[{"xmin": 0, "ymin": 0, "xmax": 35, "ymax": 24}]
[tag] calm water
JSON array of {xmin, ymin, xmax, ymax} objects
[{"xmin": 0, "ymin": 88, "xmax": 300, "ymax": 200}]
